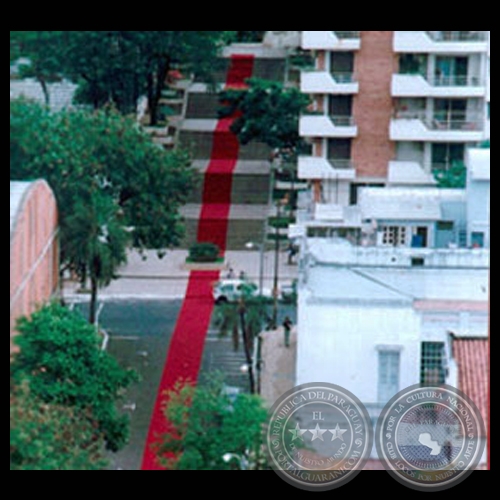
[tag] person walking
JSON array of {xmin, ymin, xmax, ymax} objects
[{"xmin": 283, "ymin": 316, "xmax": 293, "ymax": 348}]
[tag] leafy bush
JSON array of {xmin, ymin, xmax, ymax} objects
[{"xmin": 188, "ymin": 242, "xmax": 221, "ymax": 263}]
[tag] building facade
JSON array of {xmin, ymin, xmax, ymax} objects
[
  {"xmin": 296, "ymin": 240, "xmax": 489, "ymax": 454},
  {"xmin": 299, "ymin": 31, "xmax": 491, "ymax": 206},
  {"xmin": 10, "ymin": 181, "xmax": 59, "ymax": 351}
]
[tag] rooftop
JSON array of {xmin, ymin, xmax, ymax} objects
[
  {"xmin": 10, "ymin": 181, "xmax": 32, "ymax": 240},
  {"xmin": 10, "ymin": 78, "xmax": 77, "ymax": 112},
  {"xmin": 358, "ymin": 187, "xmax": 465, "ymax": 221},
  {"xmin": 453, "ymin": 337, "xmax": 489, "ymax": 431},
  {"xmin": 306, "ymin": 239, "xmax": 490, "ymax": 269}
]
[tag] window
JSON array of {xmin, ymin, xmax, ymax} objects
[
  {"xmin": 378, "ymin": 351, "xmax": 401, "ymax": 403},
  {"xmin": 471, "ymin": 232, "xmax": 485, "ymax": 248},
  {"xmin": 382, "ymin": 226, "xmax": 407, "ymax": 247},
  {"xmin": 421, "ymin": 342, "xmax": 447, "ymax": 386},
  {"xmin": 437, "ymin": 221, "xmax": 455, "ymax": 231},
  {"xmin": 432, "ymin": 143, "xmax": 465, "ymax": 171},
  {"xmin": 400, "ymin": 54, "xmax": 428, "ymax": 75}
]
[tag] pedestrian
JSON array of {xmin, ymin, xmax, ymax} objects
[
  {"xmin": 239, "ymin": 270, "xmax": 248, "ymax": 281},
  {"xmin": 283, "ymin": 316, "xmax": 293, "ymax": 348},
  {"xmin": 287, "ymin": 243, "xmax": 298, "ymax": 265},
  {"xmin": 227, "ymin": 268, "xmax": 236, "ymax": 279}
]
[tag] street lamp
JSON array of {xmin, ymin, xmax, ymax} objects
[{"xmin": 245, "ymin": 241, "xmax": 265, "ymax": 296}]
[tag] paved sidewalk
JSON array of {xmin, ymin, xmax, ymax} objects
[
  {"xmin": 64, "ymin": 249, "xmax": 298, "ymax": 301},
  {"xmin": 260, "ymin": 327, "xmax": 297, "ymax": 408}
]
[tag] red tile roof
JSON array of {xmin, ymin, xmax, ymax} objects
[{"xmin": 453, "ymin": 338, "xmax": 489, "ymax": 433}]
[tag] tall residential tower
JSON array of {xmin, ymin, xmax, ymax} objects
[{"xmin": 299, "ymin": 31, "xmax": 491, "ymax": 206}]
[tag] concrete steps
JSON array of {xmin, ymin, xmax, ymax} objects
[
  {"xmin": 177, "ymin": 51, "xmax": 288, "ymax": 251},
  {"xmin": 180, "ymin": 204, "xmax": 271, "ymax": 250}
]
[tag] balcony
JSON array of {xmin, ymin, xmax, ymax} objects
[
  {"xmin": 391, "ymin": 111, "xmax": 485, "ymax": 142},
  {"xmin": 298, "ymin": 156, "xmax": 356, "ymax": 180},
  {"xmin": 392, "ymin": 74, "xmax": 486, "ymax": 98},
  {"xmin": 300, "ymin": 113, "xmax": 358, "ymax": 138},
  {"xmin": 426, "ymin": 31, "xmax": 489, "ymax": 42},
  {"xmin": 302, "ymin": 31, "xmax": 361, "ymax": 51},
  {"xmin": 394, "ymin": 31, "xmax": 489, "ymax": 54},
  {"xmin": 301, "ymin": 70, "xmax": 359, "ymax": 94}
]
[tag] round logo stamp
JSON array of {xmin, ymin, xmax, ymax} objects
[
  {"xmin": 376, "ymin": 385, "xmax": 486, "ymax": 491},
  {"xmin": 266, "ymin": 383, "xmax": 373, "ymax": 491}
]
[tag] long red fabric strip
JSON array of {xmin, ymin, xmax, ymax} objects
[{"xmin": 141, "ymin": 55, "xmax": 254, "ymax": 470}]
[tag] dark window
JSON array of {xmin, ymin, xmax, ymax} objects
[
  {"xmin": 437, "ymin": 221, "xmax": 455, "ymax": 231},
  {"xmin": 432, "ymin": 143, "xmax": 466, "ymax": 171},
  {"xmin": 421, "ymin": 342, "xmax": 447, "ymax": 386},
  {"xmin": 400, "ymin": 54, "xmax": 428, "ymax": 75},
  {"xmin": 471, "ymin": 232, "xmax": 485, "ymax": 248},
  {"xmin": 412, "ymin": 257, "xmax": 426, "ymax": 267},
  {"xmin": 328, "ymin": 96, "xmax": 353, "ymax": 117},
  {"xmin": 328, "ymin": 139, "xmax": 352, "ymax": 160},
  {"xmin": 330, "ymin": 52, "xmax": 355, "ymax": 74}
]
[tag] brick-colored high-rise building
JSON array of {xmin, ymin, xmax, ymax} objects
[{"xmin": 299, "ymin": 31, "xmax": 491, "ymax": 206}]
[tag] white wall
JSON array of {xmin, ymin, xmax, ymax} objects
[{"xmin": 296, "ymin": 294, "xmax": 421, "ymax": 403}]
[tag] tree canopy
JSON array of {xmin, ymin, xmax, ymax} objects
[
  {"xmin": 10, "ymin": 381, "xmax": 107, "ymax": 470},
  {"xmin": 10, "ymin": 31, "xmax": 230, "ymax": 123},
  {"xmin": 219, "ymin": 78, "xmax": 311, "ymax": 161},
  {"xmin": 11, "ymin": 303, "xmax": 137, "ymax": 453},
  {"xmin": 434, "ymin": 161, "xmax": 467, "ymax": 189},
  {"xmin": 157, "ymin": 379, "xmax": 268, "ymax": 470},
  {"xmin": 10, "ymin": 99, "xmax": 196, "ymax": 321}
]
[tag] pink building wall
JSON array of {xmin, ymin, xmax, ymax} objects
[{"xmin": 10, "ymin": 181, "xmax": 59, "ymax": 352}]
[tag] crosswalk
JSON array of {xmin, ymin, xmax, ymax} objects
[{"xmin": 201, "ymin": 329, "xmax": 250, "ymax": 392}]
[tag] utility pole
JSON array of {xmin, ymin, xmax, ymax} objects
[{"xmin": 272, "ymin": 200, "xmax": 282, "ymax": 329}]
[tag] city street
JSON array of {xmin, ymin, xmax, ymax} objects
[{"xmin": 75, "ymin": 298, "xmax": 296, "ymax": 470}]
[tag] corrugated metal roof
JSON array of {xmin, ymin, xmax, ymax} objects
[
  {"xmin": 453, "ymin": 338, "xmax": 489, "ymax": 433},
  {"xmin": 10, "ymin": 78, "xmax": 77, "ymax": 112},
  {"xmin": 10, "ymin": 181, "xmax": 32, "ymax": 240}
]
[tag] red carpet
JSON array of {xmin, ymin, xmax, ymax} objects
[{"xmin": 141, "ymin": 55, "xmax": 254, "ymax": 470}]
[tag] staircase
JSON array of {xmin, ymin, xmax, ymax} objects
[{"xmin": 178, "ymin": 47, "xmax": 289, "ymax": 251}]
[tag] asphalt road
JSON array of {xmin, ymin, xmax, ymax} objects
[{"xmin": 75, "ymin": 299, "xmax": 296, "ymax": 470}]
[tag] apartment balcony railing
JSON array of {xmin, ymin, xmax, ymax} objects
[
  {"xmin": 330, "ymin": 115, "xmax": 356, "ymax": 127},
  {"xmin": 328, "ymin": 159, "xmax": 355, "ymax": 170},
  {"xmin": 333, "ymin": 31, "xmax": 361, "ymax": 39},
  {"xmin": 330, "ymin": 72, "xmax": 357, "ymax": 83},
  {"xmin": 425, "ymin": 31, "xmax": 489, "ymax": 42},
  {"xmin": 398, "ymin": 73, "xmax": 484, "ymax": 87},
  {"xmin": 394, "ymin": 111, "xmax": 484, "ymax": 131},
  {"xmin": 432, "ymin": 75, "xmax": 483, "ymax": 87}
]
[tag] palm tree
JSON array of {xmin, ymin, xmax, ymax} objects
[{"xmin": 214, "ymin": 284, "xmax": 271, "ymax": 394}]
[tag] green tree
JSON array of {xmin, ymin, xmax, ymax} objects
[
  {"xmin": 219, "ymin": 78, "xmax": 311, "ymax": 161},
  {"xmin": 10, "ymin": 100, "xmax": 196, "ymax": 322},
  {"xmin": 11, "ymin": 304, "xmax": 138, "ymax": 453},
  {"xmin": 223, "ymin": 31, "xmax": 266, "ymax": 43},
  {"xmin": 12, "ymin": 31, "xmax": 229, "ymax": 124},
  {"xmin": 10, "ymin": 31, "xmax": 65, "ymax": 105},
  {"xmin": 157, "ymin": 379, "xmax": 268, "ymax": 470},
  {"xmin": 10, "ymin": 382, "xmax": 107, "ymax": 470},
  {"xmin": 434, "ymin": 161, "xmax": 467, "ymax": 189}
]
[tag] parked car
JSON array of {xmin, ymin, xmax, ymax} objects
[{"xmin": 213, "ymin": 280, "xmax": 272, "ymax": 304}]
